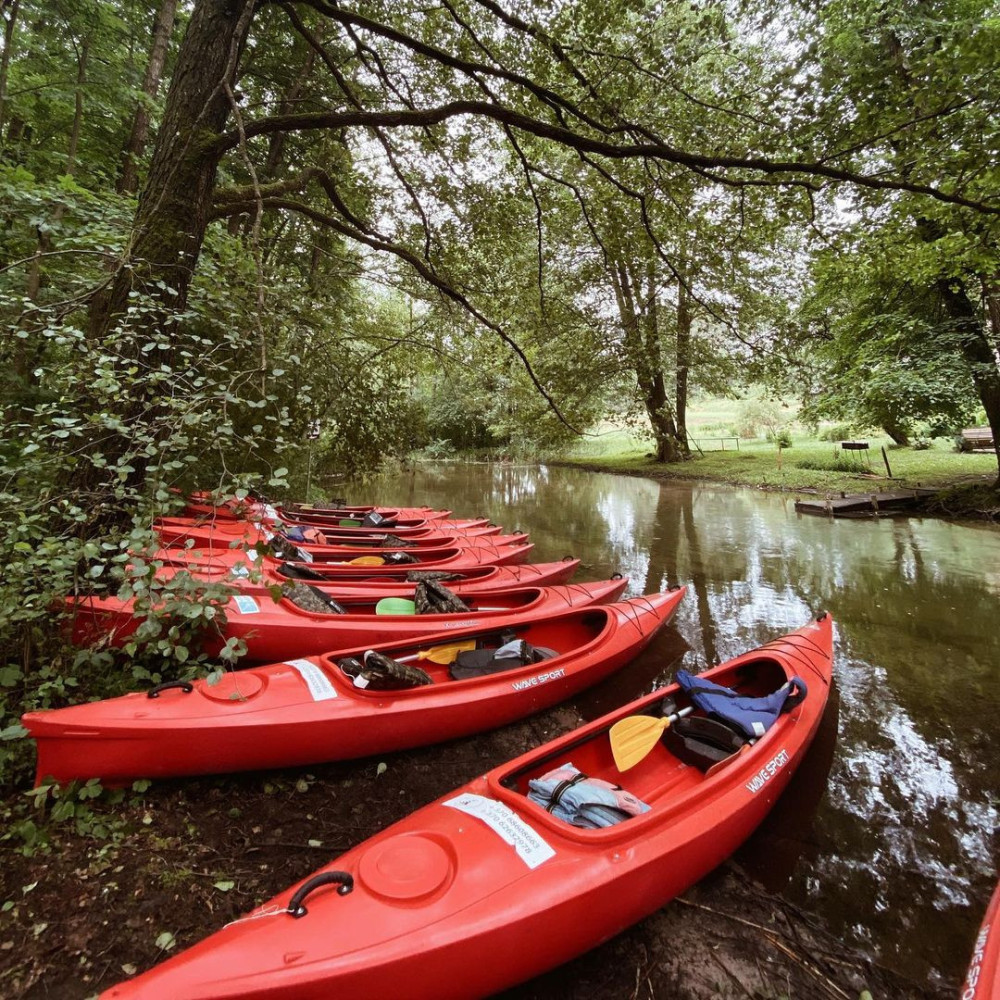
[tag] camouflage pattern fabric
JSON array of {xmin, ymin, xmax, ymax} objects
[
  {"xmin": 383, "ymin": 550, "xmax": 420, "ymax": 565},
  {"xmin": 406, "ymin": 570, "xmax": 463, "ymax": 583},
  {"xmin": 282, "ymin": 582, "xmax": 346, "ymax": 615},
  {"xmin": 413, "ymin": 579, "xmax": 471, "ymax": 615},
  {"xmin": 338, "ymin": 651, "xmax": 433, "ymax": 689}
]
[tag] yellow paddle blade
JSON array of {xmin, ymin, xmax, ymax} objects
[
  {"xmin": 609, "ymin": 715, "xmax": 673, "ymax": 772},
  {"xmin": 416, "ymin": 640, "xmax": 476, "ymax": 665},
  {"xmin": 348, "ymin": 555, "xmax": 385, "ymax": 566}
]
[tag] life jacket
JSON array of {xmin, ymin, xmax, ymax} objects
[
  {"xmin": 338, "ymin": 650, "xmax": 432, "ymax": 689},
  {"xmin": 282, "ymin": 582, "xmax": 346, "ymax": 615},
  {"xmin": 413, "ymin": 579, "xmax": 470, "ymax": 615},
  {"xmin": 674, "ymin": 669, "xmax": 808, "ymax": 739}
]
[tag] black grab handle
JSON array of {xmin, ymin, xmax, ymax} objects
[
  {"xmin": 288, "ymin": 871, "xmax": 354, "ymax": 917},
  {"xmin": 147, "ymin": 680, "xmax": 194, "ymax": 699}
]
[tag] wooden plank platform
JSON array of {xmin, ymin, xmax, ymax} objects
[{"xmin": 794, "ymin": 488, "xmax": 939, "ymax": 518}]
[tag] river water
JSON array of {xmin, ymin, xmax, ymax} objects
[{"xmin": 341, "ymin": 461, "xmax": 1000, "ymax": 989}]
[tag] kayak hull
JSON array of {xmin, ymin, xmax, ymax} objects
[
  {"xmin": 67, "ymin": 577, "xmax": 630, "ymax": 663},
  {"xmin": 154, "ymin": 519, "xmax": 531, "ymax": 559},
  {"xmin": 97, "ymin": 613, "xmax": 833, "ymax": 1000},
  {"xmin": 27, "ymin": 590, "xmax": 684, "ymax": 786},
  {"xmin": 135, "ymin": 552, "xmax": 584, "ymax": 595},
  {"xmin": 964, "ymin": 879, "xmax": 1000, "ymax": 1000}
]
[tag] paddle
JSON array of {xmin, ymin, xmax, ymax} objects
[
  {"xmin": 611, "ymin": 680, "xmax": 796, "ymax": 772},
  {"xmin": 339, "ymin": 519, "xmax": 362, "ymax": 527},
  {"xmin": 398, "ymin": 640, "xmax": 476, "ymax": 665},
  {"xmin": 374, "ymin": 598, "xmax": 509, "ymax": 616},
  {"xmin": 375, "ymin": 597, "xmax": 416, "ymax": 616},
  {"xmin": 610, "ymin": 706, "xmax": 694, "ymax": 772},
  {"xmin": 348, "ymin": 555, "xmax": 385, "ymax": 566}
]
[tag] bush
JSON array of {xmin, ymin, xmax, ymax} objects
[
  {"xmin": 795, "ymin": 457, "xmax": 865, "ymax": 473},
  {"xmin": 818, "ymin": 423, "xmax": 855, "ymax": 442},
  {"xmin": 770, "ymin": 430, "xmax": 793, "ymax": 448}
]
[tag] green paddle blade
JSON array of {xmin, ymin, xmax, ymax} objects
[
  {"xmin": 609, "ymin": 715, "xmax": 673, "ymax": 771},
  {"xmin": 375, "ymin": 597, "xmax": 416, "ymax": 616},
  {"xmin": 339, "ymin": 518, "xmax": 362, "ymax": 527}
]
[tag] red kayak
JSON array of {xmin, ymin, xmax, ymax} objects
[
  {"xmin": 183, "ymin": 494, "xmax": 454, "ymax": 523},
  {"xmin": 963, "ymin": 880, "xmax": 1000, "ymax": 999},
  {"xmin": 138, "ymin": 550, "xmax": 584, "ymax": 596},
  {"xmin": 68, "ymin": 577, "xmax": 630, "ymax": 663},
  {"xmin": 27, "ymin": 588, "xmax": 685, "ymax": 787},
  {"xmin": 154, "ymin": 517, "xmax": 530, "ymax": 556},
  {"xmin": 182, "ymin": 496, "xmax": 497, "ymax": 537},
  {"xmin": 94, "ymin": 612, "xmax": 832, "ymax": 999}
]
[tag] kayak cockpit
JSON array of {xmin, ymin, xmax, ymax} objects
[{"xmin": 489, "ymin": 655, "xmax": 799, "ymax": 841}]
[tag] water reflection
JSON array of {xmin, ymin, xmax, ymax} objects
[{"xmin": 345, "ymin": 461, "xmax": 1000, "ymax": 986}]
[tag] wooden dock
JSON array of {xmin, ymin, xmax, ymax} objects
[{"xmin": 794, "ymin": 488, "xmax": 939, "ymax": 518}]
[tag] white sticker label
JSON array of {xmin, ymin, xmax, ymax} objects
[
  {"xmin": 285, "ymin": 658, "xmax": 338, "ymax": 701},
  {"xmin": 444, "ymin": 792, "xmax": 555, "ymax": 870},
  {"xmin": 745, "ymin": 748, "xmax": 789, "ymax": 794},
  {"xmin": 233, "ymin": 596, "xmax": 260, "ymax": 615},
  {"xmin": 511, "ymin": 667, "xmax": 566, "ymax": 692}
]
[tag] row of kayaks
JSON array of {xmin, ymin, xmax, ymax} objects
[{"xmin": 21, "ymin": 498, "xmax": 993, "ymax": 998}]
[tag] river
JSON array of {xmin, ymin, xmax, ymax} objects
[{"xmin": 340, "ymin": 460, "xmax": 1000, "ymax": 989}]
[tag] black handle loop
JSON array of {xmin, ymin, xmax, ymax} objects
[
  {"xmin": 611, "ymin": 572, "xmax": 624, "ymax": 580},
  {"xmin": 562, "ymin": 555, "xmax": 576, "ymax": 562},
  {"xmin": 147, "ymin": 680, "xmax": 194, "ymax": 699},
  {"xmin": 288, "ymin": 871, "xmax": 354, "ymax": 917}
]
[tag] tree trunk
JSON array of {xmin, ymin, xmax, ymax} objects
[
  {"xmin": 882, "ymin": 422, "xmax": 909, "ymax": 446},
  {"xmin": 118, "ymin": 0, "xmax": 179, "ymax": 195},
  {"xmin": 675, "ymin": 278, "xmax": 691, "ymax": 453},
  {"xmin": 610, "ymin": 259, "xmax": 683, "ymax": 463},
  {"xmin": 66, "ymin": 36, "xmax": 89, "ymax": 174},
  {"xmin": 937, "ymin": 277, "xmax": 1000, "ymax": 486},
  {"xmin": 90, "ymin": 0, "xmax": 253, "ymax": 340},
  {"xmin": 81, "ymin": 0, "xmax": 255, "ymax": 511},
  {"xmin": 0, "ymin": 0, "xmax": 19, "ymax": 146}
]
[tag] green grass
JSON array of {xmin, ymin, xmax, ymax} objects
[{"xmin": 556, "ymin": 403, "xmax": 997, "ymax": 496}]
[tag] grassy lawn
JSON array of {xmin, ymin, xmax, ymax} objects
[{"xmin": 555, "ymin": 403, "xmax": 998, "ymax": 496}]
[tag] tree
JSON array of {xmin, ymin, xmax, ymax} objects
[{"xmin": 786, "ymin": 0, "xmax": 1000, "ymax": 477}]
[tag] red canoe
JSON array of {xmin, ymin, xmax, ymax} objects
[
  {"xmin": 26, "ymin": 589, "xmax": 685, "ymax": 787},
  {"xmin": 139, "ymin": 550, "xmax": 584, "ymax": 596},
  {"xmin": 963, "ymin": 880, "xmax": 1000, "ymax": 999},
  {"xmin": 94, "ymin": 612, "xmax": 832, "ymax": 999},
  {"xmin": 68, "ymin": 577, "xmax": 630, "ymax": 664}
]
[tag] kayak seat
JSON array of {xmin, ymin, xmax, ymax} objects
[
  {"xmin": 449, "ymin": 638, "xmax": 557, "ymax": 681},
  {"xmin": 660, "ymin": 716, "xmax": 748, "ymax": 772}
]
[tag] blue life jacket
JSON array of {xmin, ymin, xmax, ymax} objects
[{"xmin": 675, "ymin": 670, "xmax": 807, "ymax": 739}]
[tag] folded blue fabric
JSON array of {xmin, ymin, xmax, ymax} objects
[{"xmin": 675, "ymin": 670, "xmax": 807, "ymax": 739}]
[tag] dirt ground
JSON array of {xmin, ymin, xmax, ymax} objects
[{"xmin": 0, "ymin": 694, "xmax": 951, "ymax": 1000}]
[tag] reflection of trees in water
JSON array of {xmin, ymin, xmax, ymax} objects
[
  {"xmin": 354, "ymin": 462, "xmax": 1000, "ymax": 985},
  {"xmin": 643, "ymin": 484, "xmax": 720, "ymax": 666}
]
